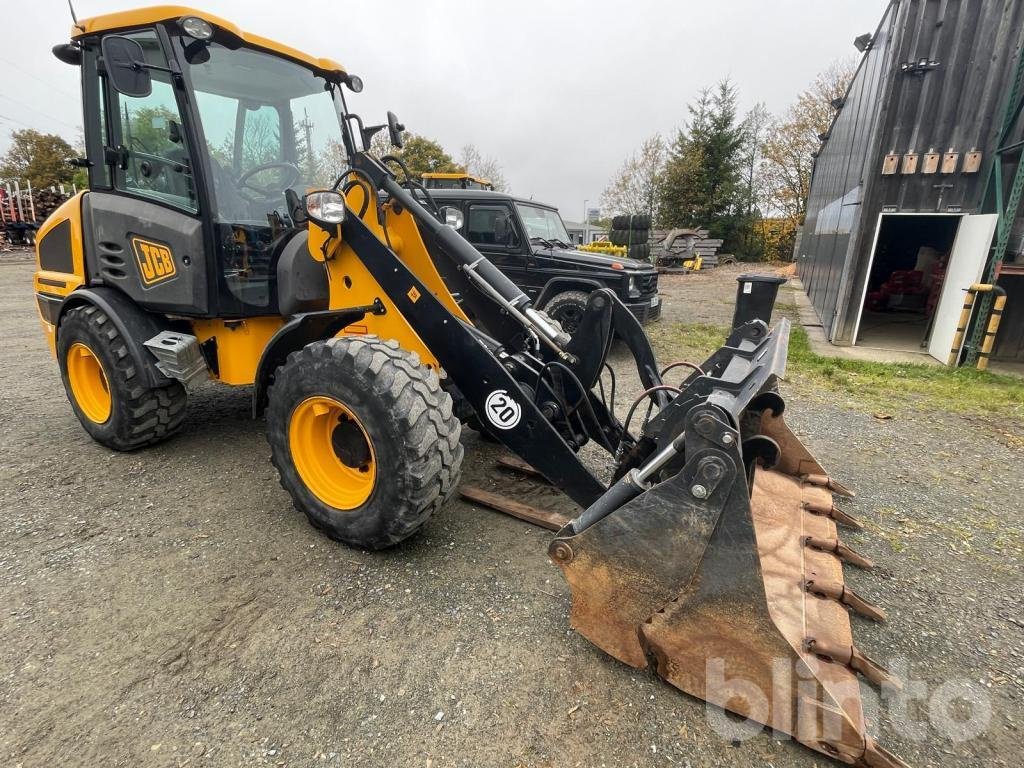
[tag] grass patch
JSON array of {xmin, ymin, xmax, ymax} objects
[{"xmin": 649, "ymin": 321, "xmax": 1024, "ymax": 422}]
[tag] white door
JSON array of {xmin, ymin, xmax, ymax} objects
[{"xmin": 927, "ymin": 214, "xmax": 999, "ymax": 363}]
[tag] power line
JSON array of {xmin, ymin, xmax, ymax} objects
[
  {"xmin": 0, "ymin": 56, "xmax": 80, "ymax": 101},
  {"xmin": 0, "ymin": 92, "xmax": 80, "ymax": 132},
  {"xmin": 0, "ymin": 112, "xmax": 37, "ymax": 129}
]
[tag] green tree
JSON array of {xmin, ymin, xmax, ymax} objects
[
  {"xmin": 659, "ymin": 79, "xmax": 747, "ymax": 249},
  {"xmin": 460, "ymin": 143, "xmax": 508, "ymax": 192},
  {"xmin": 367, "ymin": 131, "xmax": 462, "ymax": 181},
  {"xmin": 0, "ymin": 129, "xmax": 76, "ymax": 188},
  {"xmin": 761, "ymin": 59, "xmax": 856, "ymax": 223},
  {"xmin": 395, "ymin": 134, "xmax": 462, "ymax": 178},
  {"xmin": 736, "ymin": 103, "xmax": 771, "ymax": 260},
  {"xmin": 601, "ymin": 134, "xmax": 666, "ymax": 220}
]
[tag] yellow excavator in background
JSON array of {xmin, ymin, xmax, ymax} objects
[{"xmin": 35, "ymin": 7, "xmax": 907, "ymax": 766}]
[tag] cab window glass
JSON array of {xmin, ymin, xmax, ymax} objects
[
  {"xmin": 466, "ymin": 205, "xmax": 519, "ymax": 248},
  {"xmin": 185, "ymin": 40, "xmax": 344, "ymax": 311},
  {"xmin": 108, "ymin": 30, "xmax": 196, "ymax": 212}
]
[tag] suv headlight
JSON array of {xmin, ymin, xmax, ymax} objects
[{"xmin": 627, "ymin": 274, "xmax": 641, "ymax": 298}]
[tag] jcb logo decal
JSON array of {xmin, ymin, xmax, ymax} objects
[{"xmin": 131, "ymin": 237, "xmax": 177, "ymax": 286}]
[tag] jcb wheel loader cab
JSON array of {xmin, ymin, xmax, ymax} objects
[{"xmin": 266, "ymin": 336, "xmax": 462, "ymax": 549}]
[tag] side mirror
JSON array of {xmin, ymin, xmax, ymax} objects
[
  {"xmin": 101, "ymin": 36, "xmax": 152, "ymax": 98},
  {"xmin": 304, "ymin": 190, "xmax": 347, "ymax": 229},
  {"xmin": 440, "ymin": 206, "xmax": 464, "ymax": 230},
  {"xmin": 387, "ymin": 111, "xmax": 405, "ymax": 149}
]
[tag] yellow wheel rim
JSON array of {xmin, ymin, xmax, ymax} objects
[
  {"xmin": 289, "ymin": 396, "xmax": 377, "ymax": 510},
  {"xmin": 67, "ymin": 342, "xmax": 112, "ymax": 424}
]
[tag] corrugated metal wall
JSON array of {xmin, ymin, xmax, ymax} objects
[
  {"xmin": 798, "ymin": 3, "xmax": 899, "ymax": 337},
  {"xmin": 799, "ymin": 0, "xmax": 1024, "ymax": 343}
]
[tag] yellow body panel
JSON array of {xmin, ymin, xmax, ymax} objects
[
  {"xmin": 34, "ymin": 192, "xmax": 87, "ymax": 356},
  {"xmin": 190, "ymin": 317, "xmax": 284, "ymax": 385},
  {"xmin": 306, "ymin": 187, "xmax": 470, "ymax": 372},
  {"xmin": 72, "ymin": 5, "xmax": 345, "ymax": 77}
]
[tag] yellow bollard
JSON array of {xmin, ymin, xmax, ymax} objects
[
  {"xmin": 947, "ymin": 284, "xmax": 1009, "ymax": 369},
  {"xmin": 947, "ymin": 291, "xmax": 978, "ymax": 366},
  {"xmin": 977, "ymin": 287, "xmax": 1007, "ymax": 371}
]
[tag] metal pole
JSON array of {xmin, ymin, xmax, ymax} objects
[
  {"xmin": 966, "ymin": 40, "xmax": 1024, "ymax": 364},
  {"xmin": 13, "ymin": 181, "xmax": 25, "ymax": 220},
  {"xmin": 26, "ymin": 180, "xmax": 36, "ymax": 222}
]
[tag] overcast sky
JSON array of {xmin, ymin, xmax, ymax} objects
[{"xmin": 1, "ymin": 0, "xmax": 884, "ymax": 217}]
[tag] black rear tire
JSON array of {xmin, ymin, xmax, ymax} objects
[
  {"xmin": 266, "ymin": 336, "xmax": 463, "ymax": 550},
  {"xmin": 543, "ymin": 290, "xmax": 590, "ymax": 335},
  {"xmin": 609, "ymin": 228, "xmax": 650, "ymax": 246},
  {"xmin": 57, "ymin": 304, "xmax": 187, "ymax": 451},
  {"xmin": 629, "ymin": 243, "xmax": 651, "ymax": 261},
  {"xmin": 611, "ymin": 214, "xmax": 652, "ymax": 230}
]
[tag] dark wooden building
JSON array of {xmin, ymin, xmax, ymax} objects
[{"xmin": 798, "ymin": 0, "xmax": 1024, "ymax": 363}]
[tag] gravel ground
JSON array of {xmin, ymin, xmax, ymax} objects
[{"xmin": 1, "ymin": 257, "xmax": 1020, "ymax": 767}]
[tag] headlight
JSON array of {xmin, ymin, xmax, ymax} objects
[
  {"xmin": 627, "ymin": 274, "xmax": 641, "ymax": 298},
  {"xmin": 440, "ymin": 206, "xmax": 464, "ymax": 230},
  {"xmin": 180, "ymin": 16, "xmax": 215, "ymax": 40},
  {"xmin": 305, "ymin": 191, "xmax": 347, "ymax": 227}
]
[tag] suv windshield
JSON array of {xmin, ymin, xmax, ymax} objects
[
  {"xmin": 183, "ymin": 40, "xmax": 344, "ymax": 311},
  {"xmin": 516, "ymin": 203, "xmax": 572, "ymax": 246}
]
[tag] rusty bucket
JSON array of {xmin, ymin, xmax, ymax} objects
[{"xmin": 550, "ymin": 398, "xmax": 909, "ymax": 767}]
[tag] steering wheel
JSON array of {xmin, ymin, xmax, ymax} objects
[{"xmin": 237, "ymin": 161, "xmax": 301, "ymax": 199}]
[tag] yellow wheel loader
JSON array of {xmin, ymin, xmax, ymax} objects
[{"xmin": 37, "ymin": 8, "xmax": 907, "ymax": 765}]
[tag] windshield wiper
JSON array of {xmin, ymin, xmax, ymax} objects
[
  {"xmin": 551, "ymin": 238, "xmax": 573, "ymax": 249},
  {"xmin": 530, "ymin": 236, "xmax": 556, "ymax": 249}
]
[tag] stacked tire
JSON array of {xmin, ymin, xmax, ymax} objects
[{"xmin": 607, "ymin": 214, "xmax": 652, "ymax": 262}]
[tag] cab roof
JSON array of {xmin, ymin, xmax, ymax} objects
[
  {"xmin": 423, "ymin": 188, "xmax": 558, "ymax": 211},
  {"xmin": 421, "ymin": 172, "xmax": 493, "ymax": 185},
  {"xmin": 72, "ymin": 5, "xmax": 346, "ymax": 77}
]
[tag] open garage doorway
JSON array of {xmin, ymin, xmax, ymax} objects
[{"xmin": 853, "ymin": 214, "xmax": 961, "ymax": 353}]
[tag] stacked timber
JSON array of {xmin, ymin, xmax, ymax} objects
[{"xmin": 653, "ymin": 228, "xmax": 734, "ymax": 269}]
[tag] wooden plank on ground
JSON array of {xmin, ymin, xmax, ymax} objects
[
  {"xmin": 496, "ymin": 454, "xmax": 549, "ymax": 481},
  {"xmin": 460, "ymin": 486, "xmax": 571, "ymax": 531}
]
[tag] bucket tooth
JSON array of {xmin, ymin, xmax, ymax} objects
[
  {"xmin": 753, "ymin": 408, "xmax": 854, "ymax": 497},
  {"xmin": 804, "ymin": 500, "xmax": 864, "ymax": 530},
  {"xmin": 803, "ymin": 473, "xmax": 855, "ymax": 498},
  {"xmin": 859, "ymin": 738, "xmax": 913, "ymax": 768},
  {"xmin": 804, "ymin": 535, "xmax": 874, "ymax": 569},
  {"xmin": 804, "ymin": 638, "xmax": 902, "ymax": 690},
  {"xmin": 805, "ymin": 578, "xmax": 886, "ymax": 622}
]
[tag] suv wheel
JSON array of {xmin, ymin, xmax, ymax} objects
[{"xmin": 543, "ymin": 290, "xmax": 590, "ymax": 335}]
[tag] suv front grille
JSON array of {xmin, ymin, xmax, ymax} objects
[{"xmin": 637, "ymin": 272, "xmax": 658, "ymax": 295}]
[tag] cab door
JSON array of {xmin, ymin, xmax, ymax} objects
[
  {"xmin": 463, "ymin": 202, "xmax": 535, "ymax": 296},
  {"xmin": 81, "ymin": 28, "xmax": 209, "ymax": 315}
]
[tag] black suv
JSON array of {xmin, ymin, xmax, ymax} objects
[{"xmin": 422, "ymin": 189, "xmax": 660, "ymax": 331}]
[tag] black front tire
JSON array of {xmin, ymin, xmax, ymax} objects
[
  {"xmin": 543, "ymin": 290, "xmax": 590, "ymax": 335},
  {"xmin": 57, "ymin": 304, "xmax": 187, "ymax": 451},
  {"xmin": 266, "ymin": 336, "xmax": 463, "ymax": 550}
]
